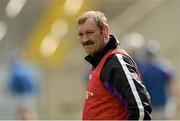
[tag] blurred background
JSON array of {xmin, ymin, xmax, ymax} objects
[{"xmin": 0, "ymin": 0, "xmax": 180, "ymax": 119}]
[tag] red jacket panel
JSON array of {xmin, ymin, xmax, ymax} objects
[{"xmin": 82, "ymin": 49, "xmax": 128, "ymax": 120}]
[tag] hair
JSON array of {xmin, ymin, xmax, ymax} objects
[
  {"xmin": 144, "ymin": 40, "xmax": 160, "ymax": 56},
  {"xmin": 77, "ymin": 11, "xmax": 108, "ymax": 32}
]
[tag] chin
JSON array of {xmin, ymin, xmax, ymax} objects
[
  {"xmin": 86, "ymin": 51, "xmax": 94, "ymax": 55},
  {"xmin": 85, "ymin": 49, "xmax": 92, "ymax": 54}
]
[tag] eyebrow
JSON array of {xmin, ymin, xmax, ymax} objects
[{"xmin": 78, "ymin": 32, "xmax": 83, "ymax": 36}]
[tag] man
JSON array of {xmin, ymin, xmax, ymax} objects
[
  {"xmin": 77, "ymin": 11, "xmax": 152, "ymax": 120},
  {"xmin": 7, "ymin": 54, "xmax": 39, "ymax": 120},
  {"xmin": 136, "ymin": 40, "xmax": 177, "ymax": 119}
]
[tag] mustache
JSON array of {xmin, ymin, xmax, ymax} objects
[{"xmin": 82, "ymin": 40, "xmax": 94, "ymax": 46}]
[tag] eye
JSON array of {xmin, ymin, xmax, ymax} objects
[
  {"xmin": 86, "ymin": 31, "xmax": 94, "ymax": 35},
  {"xmin": 78, "ymin": 32, "xmax": 83, "ymax": 37}
]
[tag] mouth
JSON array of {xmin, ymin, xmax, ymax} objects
[{"xmin": 84, "ymin": 44, "xmax": 94, "ymax": 48}]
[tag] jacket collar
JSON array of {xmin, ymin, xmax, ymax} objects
[{"xmin": 85, "ymin": 35, "xmax": 120, "ymax": 68}]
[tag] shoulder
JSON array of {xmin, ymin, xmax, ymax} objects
[
  {"xmin": 157, "ymin": 58, "xmax": 175, "ymax": 77},
  {"xmin": 100, "ymin": 53, "xmax": 136, "ymax": 82},
  {"xmin": 104, "ymin": 53, "xmax": 136, "ymax": 68}
]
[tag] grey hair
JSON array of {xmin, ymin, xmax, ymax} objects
[{"xmin": 77, "ymin": 11, "xmax": 108, "ymax": 31}]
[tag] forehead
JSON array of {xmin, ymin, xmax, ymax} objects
[{"xmin": 78, "ymin": 18, "xmax": 98, "ymax": 31}]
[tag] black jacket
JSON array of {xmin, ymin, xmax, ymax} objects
[{"xmin": 85, "ymin": 35, "xmax": 152, "ymax": 120}]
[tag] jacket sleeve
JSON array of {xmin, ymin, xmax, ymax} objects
[{"xmin": 100, "ymin": 53, "xmax": 152, "ymax": 120}]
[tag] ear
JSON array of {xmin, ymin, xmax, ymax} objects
[{"xmin": 102, "ymin": 24, "xmax": 109, "ymax": 40}]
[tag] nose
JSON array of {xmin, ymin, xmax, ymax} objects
[{"xmin": 81, "ymin": 34, "xmax": 89, "ymax": 43}]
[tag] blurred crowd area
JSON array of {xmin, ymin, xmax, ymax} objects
[{"xmin": 0, "ymin": 0, "xmax": 180, "ymax": 119}]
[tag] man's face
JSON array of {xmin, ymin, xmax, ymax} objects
[{"xmin": 77, "ymin": 18, "xmax": 106, "ymax": 56}]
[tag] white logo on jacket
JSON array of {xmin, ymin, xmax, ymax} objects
[
  {"xmin": 89, "ymin": 74, "xmax": 92, "ymax": 80},
  {"xmin": 85, "ymin": 91, "xmax": 94, "ymax": 99}
]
